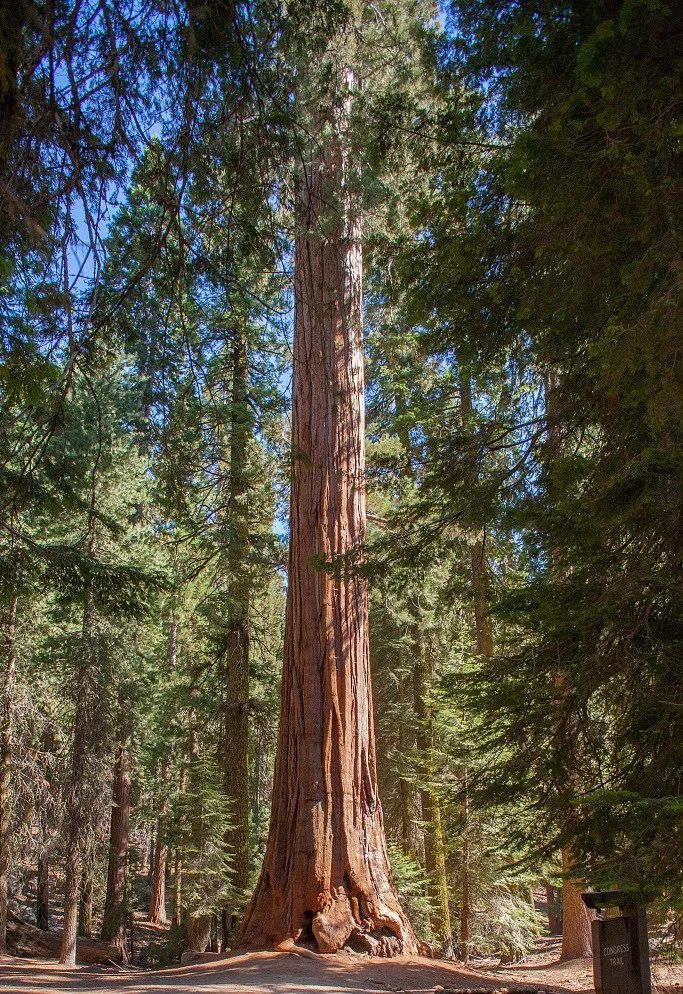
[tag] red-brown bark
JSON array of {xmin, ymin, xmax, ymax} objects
[
  {"xmin": 148, "ymin": 758, "xmax": 169, "ymax": 925},
  {"xmin": 560, "ymin": 849, "xmax": 593, "ymax": 960},
  {"xmin": 236, "ymin": 69, "xmax": 415, "ymax": 957}
]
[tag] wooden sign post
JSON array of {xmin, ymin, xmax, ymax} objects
[{"xmin": 582, "ymin": 892, "xmax": 652, "ymax": 994}]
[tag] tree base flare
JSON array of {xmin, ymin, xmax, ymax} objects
[
  {"xmin": 309, "ymin": 888, "xmax": 408, "ymax": 957},
  {"xmin": 343, "ymin": 930, "xmax": 403, "ymax": 957},
  {"xmin": 240, "ymin": 882, "xmax": 415, "ymax": 959}
]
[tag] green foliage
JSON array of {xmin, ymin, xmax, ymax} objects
[
  {"xmin": 479, "ymin": 891, "xmax": 545, "ymax": 963},
  {"xmin": 170, "ymin": 752, "xmax": 234, "ymax": 918},
  {"xmin": 1, "ymin": 0, "xmax": 679, "ymax": 962},
  {"xmin": 388, "ymin": 843, "xmax": 436, "ymax": 944}
]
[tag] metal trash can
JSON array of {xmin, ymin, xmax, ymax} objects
[{"xmin": 581, "ymin": 891, "xmax": 652, "ymax": 994}]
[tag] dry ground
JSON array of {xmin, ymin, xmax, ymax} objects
[{"xmin": 1, "ymin": 944, "xmax": 682, "ymax": 994}]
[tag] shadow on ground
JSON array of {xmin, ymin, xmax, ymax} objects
[{"xmin": 0, "ymin": 949, "xmax": 597, "ymax": 994}]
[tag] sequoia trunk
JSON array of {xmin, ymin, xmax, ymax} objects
[{"xmin": 236, "ymin": 67, "xmax": 415, "ymax": 957}]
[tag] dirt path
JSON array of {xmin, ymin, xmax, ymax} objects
[
  {"xmin": 1, "ymin": 947, "xmax": 681, "ymax": 994},
  {"xmin": 0, "ymin": 949, "xmax": 566, "ymax": 994}
]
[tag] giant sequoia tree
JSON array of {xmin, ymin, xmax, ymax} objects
[
  {"xmin": 237, "ymin": 35, "xmax": 416, "ymax": 955},
  {"xmin": 1, "ymin": 0, "xmax": 680, "ymax": 971}
]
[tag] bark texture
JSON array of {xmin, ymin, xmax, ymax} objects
[
  {"xmin": 101, "ymin": 734, "xmax": 131, "ymax": 958},
  {"xmin": 0, "ymin": 597, "xmax": 17, "ymax": 953},
  {"xmin": 148, "ymin": 759, "xmax": 170, "ymax": 924},
  {"xmin": 560, "ymin": 849, "xmax": 593, "ymax": 960},
  {"xmin": 237, "ymin": 69, "xmax": 415, "ymax": 957}
]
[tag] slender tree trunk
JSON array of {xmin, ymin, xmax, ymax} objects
[
  {"xmin": 460, "ymin": 773, "xmax": 471, "ymax": 963},
  {"xmin": 459, "ymin": 372, "xmax": 494, "ymax": 659},
  {"xmin": 184, "ymin": 715, "xmax": 213, "ymax": 953},
  {"xmin": 237, "ymin": 66, "xmax": 415, "ymax": 957},
  {"xmin": 543, "ymin": 372, "xmax": 594, "ymax": 961},
  {"xmin": 147, "ymin": 831, "xmax": 155, "ymax": 885},
  {"xmin": 148, "ymin": 759, "xmax": 169, "ymax": 925},
  {"xmin": 172, "ymin": 850, "xmax": 183, "ymax": 928},
  {"xmin": 100, "ymin": 725, "xmax": 131, "ymax": 959},
  {"xmin": 172, "ymin": 763, "xmax": 188, "ymax": 927},
  {"xmin": 251, "ymin": 733, "xmax": 261, "ymax": 846},
  {"xmin": 470, "ymin": 541, "xmax": 493, "ymax": 656},
  {"xmin": 392, "ymin": 394, "xmax": 424, "ymax": 869},
  {"xmin": 399, "ymin": 767, "xmax": 414, "ymax": 858},
  {"xmin": 560, "ymin": 849, "xmax": 593, "ymax": 960},
  {"xmin": 413, "ymin": 638, "xmax": 454, "ymax": 959},
  {"xmin": 36, "ymin": 849, "xmax": 49, "ymax": 930},
  {"xmin": 221, "ymin": 329, "xmax": 251, "ymax": 944},
  {"xmin": 458, "ymin": 371, "xmax": 492, "ymax": 961},
  {"xmin": 147, "ymin": 616, "xmax": 178, "ymax": 926},
  {"xmin": 398, "ymin": 671, "xmax": 421, "ymax": 860},
  {"xmin": 137, "ymin": 825, "xmax": 151, "ymax": 877},
  {"xmin": 78, "ymin": 842, "xmax": 94, "ymax": 938},
  {"xmin": 35, "ymin": 738, "xmax": 52, "ymax": 935},
  {"xmin": 0, "ymin": 597, "xmax": 17, "ymax": 954},
  {"xmin": 546, "ymin": 883, "xmax": 562, "ymax": 934},
  {"xmin": 60, "ymin": 584, "xmax": 95, "ymax": 965}
]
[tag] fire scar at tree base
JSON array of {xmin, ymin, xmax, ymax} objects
[{"xmin": 238, "ymin": 862, "xmax": 417, "ymax": 958}]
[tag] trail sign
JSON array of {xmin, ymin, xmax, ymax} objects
[{"xmin": 582, "ymin": 893, "xmax": 652, "ymax": 994}]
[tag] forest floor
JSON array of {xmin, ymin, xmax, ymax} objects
[
  {"xmin": 1, "ymin": 940, "xmax": 682, "ymax": 994},
  {"xmin": 3, "ymin": 884, "xmax": 682, "ymax": 994}
]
